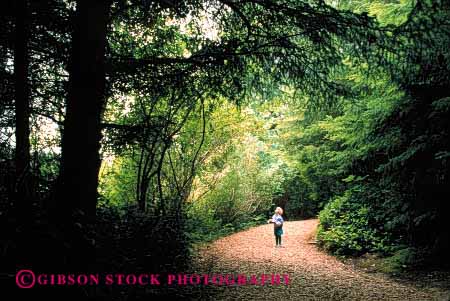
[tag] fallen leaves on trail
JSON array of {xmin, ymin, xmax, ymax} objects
[{"xmin": 193, "ymin": 219, "xmax": 450, "ymax": 300}]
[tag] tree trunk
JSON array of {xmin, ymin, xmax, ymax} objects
[
  {"xmin": 14, "ymin": 0, "xmax": 31, "ymax": 214},
  {"xmin": 54, "ymin": 0, "xmax": 110, "ymax": 224},
  {"xmin": 49, "ymin": 0, "xmax": 110, "ymax": 270}
]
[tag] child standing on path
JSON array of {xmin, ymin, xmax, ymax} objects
[{"xmin": 268, "ymin": 207, "xmax": 284, "ymax": 247}]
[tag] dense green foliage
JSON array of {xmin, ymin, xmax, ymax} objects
[
  {"xmin": 302, "ymin": 1, "xmax": 450, "ymax": 258},
  {"xmin": 186, "ymin": 132, "xmax": 286, "ymax": 241}
]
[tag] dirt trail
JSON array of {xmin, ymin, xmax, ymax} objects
[{"xmin": 193, "ymin": 219, "xmax": 449, "ymax": 300}]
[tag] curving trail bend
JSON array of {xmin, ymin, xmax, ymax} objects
[{"xmin": 193, "ymin": 219, "xmax": 449, "ymax": 300}]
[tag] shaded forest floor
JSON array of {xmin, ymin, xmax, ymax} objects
[{"xmin": 192, "ymin": 219, "xmax": 450, "ymax": 300}]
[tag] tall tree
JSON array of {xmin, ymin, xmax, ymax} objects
[
  {"xmin": 53, "ymin": 0, "xmax": 111, "ymax": 222},
  {"xmin": 14, "ymin": 0, "xmax": 31, "ymax": 215}
]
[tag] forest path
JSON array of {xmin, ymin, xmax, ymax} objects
[{"xmin": 193, "ymin": 219, "xmax": 449, "ymax": 300}]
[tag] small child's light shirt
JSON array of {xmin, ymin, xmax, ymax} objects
[{"xmin": 272, "ymin": 214, "xmax": 284, "ymax": 225}]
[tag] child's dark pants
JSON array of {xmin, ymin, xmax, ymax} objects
[{"xmin": 275, "ymin": 235, "xmax": 282, "ymax": 245}]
